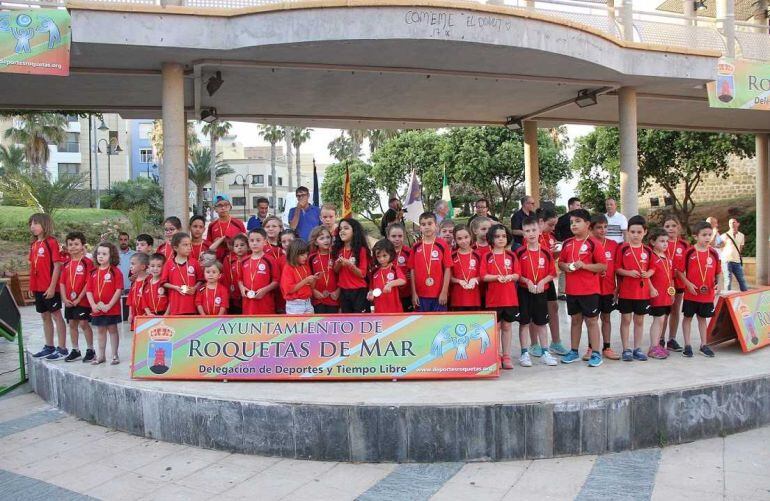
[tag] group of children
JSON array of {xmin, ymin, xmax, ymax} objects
[{"xmin": 27, "ymin": 195, "xmax": 721, "ymax": 370}]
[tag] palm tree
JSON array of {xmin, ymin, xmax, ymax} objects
[
  {"xmin": 258, "ymin": 125, "xmax": 285, "ymax": 212},
  {"xmin": 187, "ymin": 148, "xmax": 234, "ymax": 215},
  {"xmin": 367, "ymin": 129, "xmax": 400, "ymax": 154},
  {"xmin": 347, "ymin": 129, "xmax": 366, "ymax": 159},
  {"xmin": 0, "ymin": 144, "xmax": 27, "ymax": 176},
  {"xmin": 150, "ymin": 119, "xmax": 200, "ymax": 163},
  {"xmin": 284, "ymin": 127, "xmax": 294, "ymax": 189},
  {"xmin": 201, "ymin": 120, "xmax": 232, "ymax": 199},
  {"xmin": 3, "ymin": 114, "xmax": 67, "ymax": 174},
  {"xmin": 292, "ymin": 127, "xmax": 312, "ymax": 190}
]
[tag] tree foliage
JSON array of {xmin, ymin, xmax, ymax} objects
[
  {"xmin": 101, "ymin": 177, "xmax": 164, "ymax": 224},
  {"xmin": 3, "ymin": 113, "xmax": 68, "ymax": 174},
  {"xmin": 321, "ymin": 160, "xmax": 380, "ymax": 222},
  {"xmin": 0, "ymin": 145, "xmax": 27, "ymax": 176},
  {"xmin": 571, "ymin": 127, "xmax": 620, "ymax": 212},
  {"xmin": 187, "ymin": 148, "xmax": 234, "ymax": 215},
  {"xmin": 0, "ymin": 171, "xmax": 85, "ymax": 216}
]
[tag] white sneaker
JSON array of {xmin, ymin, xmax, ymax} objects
[
  {"xmin": 541, "ymin": 351, "xmax": 558, "ymax": 366},
  {"xmin": 519, "ymin": 352, "xmax": 533, "ymax": 367}
]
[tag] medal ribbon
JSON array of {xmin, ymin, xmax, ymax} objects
[
  {"xmin": 294, "ymin": 264, "xmax": 309, "ymax": 282},
  {"xmin": 695, "ymin": 249, "xmax": 709, "ymax": 288},
  {"xmin": 492, "ymin": 251, "xmax": 509, "ymax": 276},
  {"xmin": 570, "ymin": 236, "xmax": 589, "ymax": 265},
  {"xmin": 206, "ymin": 286, "xmax": 217, "ymax": 314},
  {"xmin": 422, "ymin": 242, "xmax": 434, "ymax": 281},
  {"xmin": 379, "ymin": 264, "xmax": 392, "ymax": 289},
  {"xmin": 659, "ymin": 254, "xmax": 673, "ymax": 289},
  {"xmin": 249, "ymin": 255, "xmax": 263, "ymax": 289},
  {"xmin": 318, "ymin": 253, "xmax": 330, "ymax": 287},
  {"xmin": 69, "ymin": 257, "xmax": 82, "ymax": 297},
  {"xmin": 628, "ymin": 245, "xmax": 647, "ymax": 274},
  {"xmin": 176, "ymin": 259, "xmax": 189, "ymax": 289},
  {"xmin": 527, "ymin": 248, "xmax": 540, "ymax": 283},
  {"xmin": 96, "ymin": 266, "xmax": 109, "ymax": 301},
  {"xmin": 666, "ymin": 238, "xmax": 678, "ymax": 262},
  {"xmin": 456, "ymin": 251, "xmax": 471, "ymax": 283},
  {"xmin": 149, "ymin": 278, "xmax": 163, "ymax": 312}
]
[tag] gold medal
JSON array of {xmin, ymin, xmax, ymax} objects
[
  {"xmin": 667, "ymin": 286, "xmax": 676, "ymax": 296},
  {"xmin": 180, "ymin": 285, "xmax": 188, "ymax": 295},
  {"xmin": 699, "ymin": 285, "xmax": 709, "ymax": 295},
  {"xmin": 425, "ymin": 277, "xmax": 435, "ymax": 286}
]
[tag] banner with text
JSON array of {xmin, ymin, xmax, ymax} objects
[
  {"xmin": 0, "ymin": 10, "xmax": 71, "ymax": 76},
  {"xmin": 131, "ymin": 313, "xmax": 499, "ymax": 381},
  {"xmin": 707, "ymin": 288, "xmax": 770, "ymax": 352},
  {"xmin": 707, "ymin": 58, "xmax": 770, "ymax": 111}
]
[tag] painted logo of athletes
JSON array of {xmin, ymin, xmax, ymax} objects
[
  {"xmin": 0, "ymin": 10, "xmax": 71, "ymax": 76},
  {"xmin": 707, "ymin": 287, "xmax": 770, "ymax": 352},
  {"xmin": 131, "ymin": 313, "xmax": 499, "ymax": 381}
]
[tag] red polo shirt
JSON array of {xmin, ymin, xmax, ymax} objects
[
  {"xmin": 205, "ymin": 217, "xmax": 247, "ymax": 261},
  {"xmin": 142, "ymin": 277, "xmax": 169, "ymax": 314},
  {"xmin": 481, "ymin": 250, "xmax": 520, "ymax": 307},
  {"xmin": 615, "ymin": 244, "xmax": 654, "ymax": 300},
  {"xmin": 561, "ymin": 236, "xmax": 607, "ymax": 296},
  {"xmin": 394, "ymin": 246, "xmax": 412, "ymax": 298},
  {"xmin": 59, "ymin": 256, "xmax": 93, "ymax": 307},
  {"xmin": 450, "ymin": 250, "xmax": 482, "ymax": 308},
  {"xmin": 29, "ymin": 237, "xmax": 63, "ymax": 292},
  {"xmin": 667, "ymin": 238, "xmax": 690, "ymax": 290},
  {"xmin": 649, "ymin": 253, "xmax": 675, "ymax": 307},
  {"xmin": 86, "ymin": 266, "xmax": 124, "ymax": 316},
  {"xmin": 515, "ymin": 246, "xmax": 556, "ymax": 290},
  {"xmin": 309, "ymin": 252, "xmax": 338, "ymax": 306},
  {"xmin": 240, "ymin": 253, "xmax": 277, "ymax": 314},
  {"xmin": 336, "ymin": 246, "xmax": 370, "ymax": 290},
  {"xmin": 408, "ymin": 238, "xmax": 452, "ymax": 298},
  {"xmin": 370, "ymin": 264, "xmax": 405, "ymax": 313},
  {"xmin": 190, "ymin": 240, "xmax": 211, "ymax": 262},
  {"xmin": 161, "ymin": 257, "xmax": 203, "ymax": 315},
  {"xmin": 681, "ymin": 246, "xmax": 721, "ymax": 303},
  {"xmin": 281, "ymin": 264, "xmax": 314, "ymax": 301},
  {"xmin": 195, "ymin": 283, "xmax": 230, "ymax": 314},
  {"xmin": 596, "ymin": 238, "xmax": 618, "ymax": 296}
]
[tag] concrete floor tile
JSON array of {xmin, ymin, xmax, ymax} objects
[
  {"xmin": 88, "ymin": 471, "xmax": 169, "ymax": 501},
  {"xmin": 312, "ymin": 462, "xmax": 395, "ymax": 493},
  {"xmin": 284, "ymin": 480, "xmax": 364, "ymax": 501},
  {"xmin": 432, "ymin": 461, "xmax": 530, "ymax": 498},
  {"xmin": 176, "ymin": 460, "xmax": 260, "ymax": 494},
  {"xmin": 47, "ymin": 462, "xmax": 129, "ymax": 492},
  {"xmin": 502, "ymin": 455, "xmax": 595, "ymax": 499},
  {"xmin": 723, "ymin": 470, "xmax": 770, "ymax": 500},
  {"xmin": 98, "ymin": 441, "xmax": 183, "ymax": 471},
  {"xmin": 215, "ymin": 452, "xmax": 282, "ymax": 472},
  {"xmin": 130, "ymin": 447, "xmax": 230, "ymax": 481},
  {"xmin": 136, "ymin": 482, "xmax": 214, "ymax": 501}
]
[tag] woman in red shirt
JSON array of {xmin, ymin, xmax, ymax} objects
[{"xmin": 86, "ymin": 242, "xmax": 124, "ymax": 365}]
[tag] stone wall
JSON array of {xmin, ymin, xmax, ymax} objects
[{"xmin": 639, "ymin": 155, "xmax": 757, "ymax": 210}]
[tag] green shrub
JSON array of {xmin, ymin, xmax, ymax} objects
[{"xmin": 738, "ymin": 211, "xmax": 756, "ymax": 257}]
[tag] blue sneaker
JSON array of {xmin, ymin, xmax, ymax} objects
[
  {"xmin": 45, "ymin": 347, "xmax": 69, "ymax": 361},
  {"xmin": 561, "ymin": 350, "xmax": 580, "ymax": 364},
  {"xmin": 621, "ymin": 349, "xmax": 633, "ymax": 362},
  {"xmin": 33, "ymin": 345, "xmax": 56, "ymax": 358},
  {"xmin": 588, "ymin": 351, "xmax": 603, "ymax": 367},
  {"xmin": 549, "ymin": 342, "xmax": 570, "ymax": 356},
  {"xmin": 632, "ymin": 348, "xmax": 648, "ymax": 361},
  {"xmin": 530, "ymin": 344, "xmax": 544, "ymax": 357}
]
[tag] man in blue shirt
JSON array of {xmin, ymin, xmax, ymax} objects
[
  {"xmin": 247, "ymin": 197, "xmax": 271, "ymax": 231},
  {"xmin": 289, "ymin": 186, "xmax": 321, "ymax": 240},
  {"xmin": 117, "ymin": 232, "xmax": 136, "ymax": 293}
]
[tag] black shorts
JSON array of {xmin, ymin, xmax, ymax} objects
[
  {"xmin": 64, "ymin": 306, "xmax": 91, "ymax": 321},
  {"xmin": 34, "ymin": 292, "xmax": 62, "ymax": 313},
  {"xmin": 401, "ymin": 296, "xmax": 414, "ymax": 313},
  {"xmin": 517, "ymin": 288, "xmax": 549, "ymax": 326},
  {"xmin": 90, "ymin": 315, "xmax": 122, "ymax": 326},
  {"xmin": 494, "ymin": 306, "xmax": 520, "ymax": 323},
  {"xmin": 228, "ymin": 305, "xmax": 243, "ymax": 315},
  {"xmin": 451, "ymin": 306, "xmax": 479, "ymax": 312},
  {"xmin": 599, "ymin": 294, "xmax": 616, "ymax": 314},
  {"xmin": 566, "ymin": 294, "xmax": 600, "ymax": 318},
  {"xmin": 649, "ymin": 305, "xmax": 672, "ymax": 317},
  {"xmin": 546, "ymin": 286, "xmax": 557, "ymax": 302},
  {"xmin": 313, "ymin": 304, "xmax": 339, "ymax": 314},
  {"xmin": 339, "ymin": 288, "xmax": 370, "ymax": 313},
  {"xmin": 682, "ymin": 300, "xmax": 715, "ymax": 318},
  {"xmin": 675, "ymin": 288, "xmax": 685, "ymax": 295},
  {"xmin": 618, "ymin": 298, "xmax": 650, "ymax": 315}
]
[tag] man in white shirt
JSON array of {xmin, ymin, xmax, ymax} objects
[
  {"xmin": 604, "ymin": 198, "xmax": 627, "ymax": 244},
  {"xmin": 722, "ymin": 218, "xmax": 748, "ymax": 291}
]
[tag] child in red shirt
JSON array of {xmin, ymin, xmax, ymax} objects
[
  {"xmin": 86, "ymin": 242, "xmax": 124, "ymax": 365},
  {"xmin": 28, "ymin": 213, "xmax": 68, "ymax": 360},
  {"xmin": 156, "ymin": 216, "xmax": 181, "ymax": 261},
  {"xmin": 387, "ymin": 223, "xmax": 412, "ymax": 313},
  {"xmin": 206, "ymin": 194, "xmax": 247, "ymax": 262},
  {"xmin": 676, "ymin": 221, "xmax": 721, "ymax": 358},
  {"xmin": 590, "ymin": 215, "xmax": 620, "ymax": 361},
  {"xmin": 142, "ymin": 254, "xmax": 168, "ymax": 316},
  {"xmin": 240, "ymin": 229, "xmax": 278, "ymax": 315},
  {"xmin": 281, "ymin": 239, "xmax": 318, "ymax": 315},
  {"xmin": 408, "ymin": 212, "xmax": 452, "ymax": 312},
  {"xmin": 449, "ymin": 225, "xmax": 481, "ymax": 311},
  {"xmin": 537, "ymin": 208, "xmax": 569, "ymax": 357},
  {"xmin": 222, "ymin": 234, "xmax": 249, "ymax": 315},
  {"xmin": 58, "ymin": 231, "xmax": 94, "ymax": 362},
  {"xmin": 481, "ymin": 224, "xmax": 520, "ymax": 370},
  {"xmin": 470, "ymin": 216, "xmax": 492, "ymax": 308},
  {"xmin": 558, "ymin": 209, "xmax": 607, "ymax": 367},
  {"xmin": 647, "ymin": 228, "xmax": 674, "ymax": 359},
  {"xmin": 439, "ymin": 220, "xmax": 455, "ymax": 249},
  {"xmin": 516, "ymin": 216, "xmax": 558, "ymax": 367},
  {"xmin": 161, "ymin": 233, "xmax": 203, "ymax": 315},
  {"xmin": 368, "ymin": 239, "xmax": 407, "ymax": 313},
  {"xmin": 189, "ymin": 215, "xmax": 211, "ymax": 262},
  {"xmin": 615, "ymin": 215, "xmax": 654, "ymax": 362},
  {"xmin": 309, "ymin": 226, "xmax": 339, "ymax": 314},
  {"xmin": 333, "ymin": 218, "xmax": 371, "ymax": 313},
  {"xmin": 127, "ymin": 253, "xmax": 149, "ymax": 331},
  {"xmin": 196, "ymin": 261, "xmax": 229, "ymax": 315},
  {"xmin": 662, "ymin": 215, "xmax": 689, "ymax": 352}
]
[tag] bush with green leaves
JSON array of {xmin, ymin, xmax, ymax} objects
[{"xmin": 101, "ymin": 178, "xmax": 164, "ymax": 224}]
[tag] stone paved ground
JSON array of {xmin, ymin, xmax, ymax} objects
[{"xmin": 1, "ymin": 389, "xmax": 769, "ymax": 501}]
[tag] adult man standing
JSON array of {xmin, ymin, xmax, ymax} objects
[
  {"xmin": 434, "ymin": 200, "xmax": 450, "ymax": 225},
  {"xmin": 380, "ymin": 198, "xmax": 403, "ymax": 236},
  {"xmin": 117, "ymin": 232, "xmax": 136, "ymax": 293},
  {"xmin": 510, "ymin": 195, "xmax": 536, "ymax": 246},
  {"xmin": 247, "ymin": 197, "xmax": 271, "ymax": 231},
  {"xmin": 722, "ymin": 218, "xmax": 748, "ymax": 291},
  {"xmin": 467, "ymin": 198, "xmax": 499, "ymax": 226},
  {"xmin": 604, "ymin": 198, "xmax": 627, "ymax": 244},
  {"xmin": 555, "ymin": 197, "xmax": 581, "ymax": 242},
  {"xmin": 289, "ymin": 186, "xmax": 321, "ymax": 241}
]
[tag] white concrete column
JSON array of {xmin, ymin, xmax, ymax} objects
[
  {"xmin": 523, "ymin": 120, "xmax": 540, "ymax": 206},
  {"xmin": 756, "ymin": 134, "xmax": 769, "ymax": 286},
  {"xmin": 607, "ymin": 0, "xmax": 616, "ymax": 21},
  {"xmin": 718, "ymin": 0, "xmax": 736, "ymax": 57},
  {"xmin": 161, "ymin": 62, "xmax": 189, "ymax": 223},
  {"xmin": 618, "ymin": 87, "xmax": 638, "ymax": 218},
  {"xmin": 682, "ymin": 0, "xmax": 694, "ymax": 26},
  {"xmin": 621, "ymin": 0, "xmax": 634, "ymax": 41}
]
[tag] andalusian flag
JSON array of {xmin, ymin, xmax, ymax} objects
[
  {"xmin": 442, "ymin": 166, "xmax": 453, "ymax": 217},
  {"xmin": 342, "ymin": 164, "xmax": 352, "ymax": 219}
]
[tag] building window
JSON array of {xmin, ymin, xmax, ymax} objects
[
  {"xmin": 58, "ymin": 163, "xmax": 80, "ymax": 177},
  {"xmin": 139, "ymin": 148, "xmax": 153, "ymax": 163},
  {"xmin": 66, "ymin": 114, "xmax": 79, "ymax": 123},
  {"xmin": 277, "ymin": 177, "xmax": 283, "ymax": 186},
  {"xmin": 268, "ymin": 175, "xmax": 273, "ymax": 187},
  {"xmin": 138, "ymin": 123, "xmax": 153, "ymax": 140},
  {"xmin": 232, "ymin": 197, "xmax": 246, "ymax": 207},
  {"xmin": 269, "ymin": 196, "xmax": 275, "ymax": 208},
  {"xmin": 251, "ymin": 175, "xmax": 264, "ymax": 185},
  {"xmin": 58, "ymin": 132, "xmax": 79, "ymax": 153},
  {"xmin": 279, "ymin": 197, "xmax": 285, "ymax": 212}
]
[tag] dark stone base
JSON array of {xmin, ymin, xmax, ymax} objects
[{"xmin": 28, "ymin": 355, "xmax": 770, "ymax": 462}]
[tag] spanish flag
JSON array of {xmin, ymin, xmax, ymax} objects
[{"xmin": 342, "ymin": 164, "xmax": 352, "ymax": 219}]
